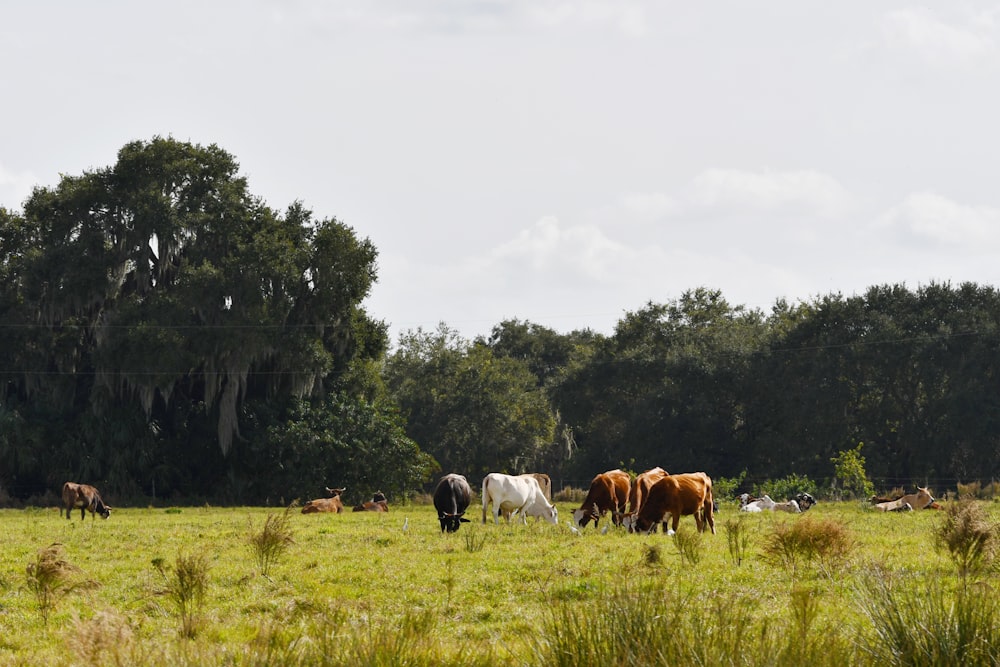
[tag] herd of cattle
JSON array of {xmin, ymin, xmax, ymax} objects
[{"xmin": 56, "ymin": 474, "xmax": 937, "ymax": 530}]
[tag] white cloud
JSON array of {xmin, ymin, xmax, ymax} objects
[
  {"xmin": 875, "ymin": 192, "xmax": 1000, "ymax": 249},
  {"xmin": 882, "ymin": 8, "xmax": 997, "ymax": 66},
  {"xmin": 0, "ymin": 163, "xmax": 37, "ymax": 210},
  {"xmin": 690, "ymin": 168, "xmax": 851, "ymax": 218},
  {"xmin": 621, "ymin": 192, "xmax": 679, "ymax": 221}
]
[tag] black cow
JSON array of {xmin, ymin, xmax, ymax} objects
[{"xmin": 433, "ymin": 473, "xmax": 472, "ymax": 533}]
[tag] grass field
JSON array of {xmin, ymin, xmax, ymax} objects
[{"xmin": 0, "ymin": 498, "xmax": 997, "ymax": 665}]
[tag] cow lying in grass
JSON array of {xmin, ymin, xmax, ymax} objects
[
  {"xmin": 301, "ymin": 487, "xmax": 346, "ymax": 514},
  {"xmin": 354, "ymin": 491, "xmax": 389, "ymax": 512},
  {"xmin": 875, "ymin": 487, "xmax": 934, "ymax": 512},
  {"xmin": 739, "ymin": 494, "xmax": 800, "ymax": 513}
]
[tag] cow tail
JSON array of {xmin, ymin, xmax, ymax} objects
[{"xmin": 481, "ymin": 477, "xmax": 490, "ymax": 523}]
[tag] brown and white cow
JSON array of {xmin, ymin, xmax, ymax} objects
[
  {"xmin": 301, "ymin": 487, "xmax": 346, "ymax": 514},
  {"xmin": 61, "ymin": 482, "xmax": 111, "ymax": 520},
  {"xmin": 875, "ymin": 487, "xmax": 934, "ymax": 512},
  {"xmin": 481, "ymin": 473, "xmax": 559, "ymax": 525},
  {"xmin": 434, "ymin": 473, "xmax": 473, "ymax": 533},
  {"xmin": 572, "ymin": 469, "xmax": 630, "ymax": 529},
  {"xmin": 353, "ymin": 491, "xmax": 389, "ymax": 512},
  {"xmin": 623, "ymin": 472, "xmax": 716, "ymax": 535}
]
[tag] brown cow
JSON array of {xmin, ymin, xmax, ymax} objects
[
  {"xmin": 301, "ymin": 487, "xmax": 346, "ymax": 514},
  {"xmin": 61, "ymin": 482, "xmax": 111, "ymax": 520},
  {"xmin": 624, "ymin": 472, "xmax": 716, "ymax": 535},
  {"xmin": 572, "ymin": 469, "xmax": 630, "ymax": 529},
  {"xmin": 623, "ymin": 466, "xmax": 670, "ymax": 531},
  {"xmin": 353, "ymin": 491, "xmax": 389, "ymax": 512}
]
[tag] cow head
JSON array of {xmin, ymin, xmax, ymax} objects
[
  {"xmin": 541, "ymin": 504, "xmax": 559, "ymax": 526},
  {"xmin": 439, "ymin": 511, "xmax": 471, "ymax": 533},
  {"xmin": 325, "ymin": 487, "xmax": 346, "ymax": 497},
  {"xmin": 98, "ymin": 505, "xmax": 111, "ymax": 519},
  {"xmin": 572, "ymin": 508, "xmax": 591, "ymax": 528},
  {"xmin": 794, "ymin": 492, "xmax": 816, "ymax": 511}
]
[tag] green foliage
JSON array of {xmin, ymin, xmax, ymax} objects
[
  {"xmin": 713, "ymin": 470, "xmax": 746, "ymax": 502},
  {"xmin": 857, "ymin": 571, "xmax": 1000, "ymax": 666},
  {"xmin": 831, "ymin": 443, "xmax": 874, "ymax": 500}
]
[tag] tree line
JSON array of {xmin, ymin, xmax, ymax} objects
[{"xmin": 2, "ymin": 138, "xmax": 998, "ymax": 506}]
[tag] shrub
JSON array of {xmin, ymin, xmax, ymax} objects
[
  {"xmin": 247, "ymin": 504, "xmax": 296, "ymax": 577},
  {"xmin": 763, "ymin": 516, "xmax": 853, "ymax": 573},
  {"xmin": 830, "ymin": 443, "xmax": 875, "ymax": 500},
  {"xmin": 933, "ymin": 500, "xmax": 998, "ymax": 581},
  {"xmin": 713, "ymin": 470, "xmax": 746, "ymax": 502},
  {"xmin": 25, "ymin": 543, "xmax": 96, "ymax": 624},
  {"xmin": 755, "ymin": 473, "xmax": 817, "ymax": 503},
  {"xmin": 672, "ymin": 527, "xmax": 704, "ymax": 566},
  {"xmin": 156, "ymin": 551, "xmax": 211, "ymax": 638}
]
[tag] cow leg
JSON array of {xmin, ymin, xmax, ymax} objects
[{"xmin": 705, "ymin": 503, "xmax": 716, "ymax": 535}]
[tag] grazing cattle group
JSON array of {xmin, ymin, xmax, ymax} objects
[
  {"xmin": 57, "ymin": 471, "xmax": 944, "ymax": 537},
  {"xmin": 623, "ymin": 472, "xmax": 716, "ymax": 534},
  {"xmin": 61, "ymin": 482, "xmax": 111, "ymax": 520}
]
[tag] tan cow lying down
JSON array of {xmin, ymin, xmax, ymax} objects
[
  {"xmin": 573, "ymin": 469, "xmax": 631, "ymax": 529},
  {"xmin": 302, "ymin": 487, "xmax": 346, "ymax": 514},
  {"xmin": 624, "ymin": 472, "xmax": 716, "ymax": 535},
  {"xmin": 61, "ymin": 482, "xmax": 111, "ymax": 520},
  {"xmin": 875, "ymin": 487, "xmax": 934, "ymax": 512},
  {"xmin": 353, "ymin": 491, "xmax": 389, "ymax": 512}
]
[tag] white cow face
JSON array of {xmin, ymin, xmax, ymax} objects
[
  {"xmin": 544, "ymin": 505, "xmax": 559, "ymax": 525},
  {"xmin": 572, "ymin": 508, "xmax": 588, "ymax": 528}
]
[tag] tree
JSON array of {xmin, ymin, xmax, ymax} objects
[{"xmin": 0, "ymin": 137, "xmax": 388, "ymax": 498}]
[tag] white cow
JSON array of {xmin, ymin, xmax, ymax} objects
[
  {"xmin": 740, "ymin": 494, "xmax": 801, "ymax": 513},
  {"xmin": 481, "ymin": 473, "xmax": 559, "ymax": 525}
]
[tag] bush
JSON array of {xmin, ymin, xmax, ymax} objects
[
  {"xmin": 763, "ymin": 516, "xmax": 854, "ymax": 573},
  {"xmin": 755, "ymin": 473, "xmax": 817, "ymax": 502},
  {"xmin": 25, "ymin": 543, "xmax": 96, "ymax": 624},
  {"xmin": 933, "ymin": 500, "xmax": 998, "ymax": 581},
  {"xmin": 247, "ymin": 504, "xmax": 296, "ymax": 577}
]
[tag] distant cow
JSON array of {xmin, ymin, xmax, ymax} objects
[
  {"xmin": 61, "ymin": 482, "xmax": 111, "ymax": 520},
  {"xmin": 573, "ymin": 469, "xmax": 631, "ymax": 529},
  {"xmin": 433, "ymin": 473, "xmax": 473, "ymax": 533},
  {"xmin": 794, "ymin": 492, "xmax": 817, "ymax": 511},
  {"xmin": 353, "ymin": 491, "xmax": 389, "ymax": 512},
  {"xmin": 481, "ymin": 473, "xmax": 559, "ymax": 525},
  {"xmin": 624, "ymin": 472, "xmax": 716, "ymax": 535},
  {"xmin": 876, "ymin": 487, "xmax": 934, "ymax": 512},
  {"xmin": 301, "ymin": 487, "xmax": 346, "ymax": 514},
  {"xmin": 740, "ymin": 494, "xmax": 800, "ymax": 513}
]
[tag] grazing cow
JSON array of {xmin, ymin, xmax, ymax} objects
[
  {"xmin": 353, "ymin": 491, "xmax": 389, "ymax": 512},
  {"xmin": 433, "ymin": 473, "xmax": 473, "ymax": 533},
  {"xmin": 301, "ymin": 487, "xmax": 346, "ymax": 514},
  {"xmin": 61, "ymin": 482, "xmax": 111, "ymax": 520},
  {"xmin": 876, "ymin": 487, "xmax": 934, "ymax": 512},
  {"xmin": 498, "ymin": 473, "xmax": 552, "ymax": 521},
  {"xmin": 628, "ymin": 467, "xmax": 669, "ymax": 515},
  {"xmin": 624, "ymin": 472, "xmax": 716, "ymax": 535},
  {"xmin": 573, "ymin": 469, "xmax": 631, "ymax": 529},
  {"xmin": 481, "ymin": 473, "xmax": 559, "ymax": 525}
]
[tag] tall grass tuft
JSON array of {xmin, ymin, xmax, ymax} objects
[
  {"xmin": 933, "ymin": 499, "xmax": 998, "ymax": 582},
  {"xmin": 763, "ymin": 516, "xmax": 853, "ymax": 574},
  {"xmin": 724, "ymin": 516, "xmax": 752, "ymax": 566},
  {"xmin": 856, "ymin": 569, "xmax": 1000, "ymax": 665},
  {"xmin": 247, "ymin": 503, "xmax": 296, "ymax": 577},
  {"xmin": 672, "ymin": 526, "xmax": 703, "ymax": 566},
  {"xmin": 156, "ymin": 551, "xmax": 211, "ymax": 638},
  {"xmin": 25, "ymin": 543, "xmax": 95, "ymax": 624},
  {"xmin": 66, "ymin": 610, "xmax": 142, "ymax": 666}
]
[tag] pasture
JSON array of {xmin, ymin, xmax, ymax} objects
[{"xmin": 0, "ymin": 498, "xmax": 997, "ymax": 665}]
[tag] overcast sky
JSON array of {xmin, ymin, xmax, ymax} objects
[{"xmin": 3, "ymin": 2, "xmax": 1000, "ymax": 343}]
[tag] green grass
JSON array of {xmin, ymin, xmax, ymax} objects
[{"xmin": 0, "ymin": 500, "xmax": 997, "ymax": 664}]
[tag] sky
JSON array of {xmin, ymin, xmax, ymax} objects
[{"xmin": 3, "ymin": 2, "xmax": 1000, "ymax": 344}]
